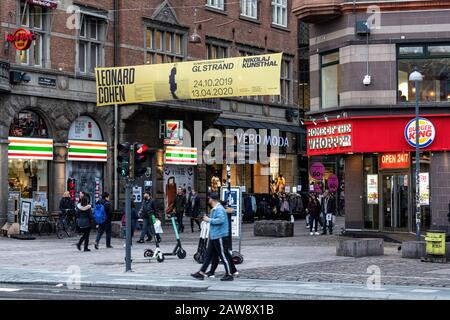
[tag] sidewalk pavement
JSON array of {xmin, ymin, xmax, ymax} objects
[{"xmin": 2, "ymin": 217, "xmax": 450, "ymax": 297}]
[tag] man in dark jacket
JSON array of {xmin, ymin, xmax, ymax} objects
[
  {"xmin": 94, "ymin": 192, "xmax": 113, "ymax": 249},
  {"xmin": 137, "ymin": 191, "xmax": 156, "ymax": 243},
  {"xmin": 321, "ymin": 191, "xmax": 336, "ymax": 235},
  {"xmin": 190, "ymin": 189, "xmax": 201, "ymax": 232},
  {"xmin": 174, "ymin": 187, "xmax": 186, "ymax": 233}
]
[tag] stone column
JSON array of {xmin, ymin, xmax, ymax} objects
[
  {"xmin": 0, "ymin": 139, "xmax": 9, "ymax": 226},
  {"xmin": 52, "ymin": 143, "xmax": 67, "ymax": 213}
]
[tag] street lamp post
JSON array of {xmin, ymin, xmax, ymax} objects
[{"xmin": 409, "ymin": 69, "xmax": 423, "ymax": 241}]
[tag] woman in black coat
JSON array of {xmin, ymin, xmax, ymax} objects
[{"xmin": 76, "ymin": 197, "xmax": 93, "ymax": 252}]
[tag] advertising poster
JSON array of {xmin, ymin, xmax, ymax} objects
[
  {"xmin": 20, "ymin": 200, "xmax": 32, "ymax": 232},
  {"xmin": 367, "ymin": 174, "xmax": 378, "ymax": 204},
  {"xmin": 163, "ymin": 165, "xmax": 195, "ymax": 215},
  {"xmin": 419, "ymin": 172, "xmax": 430, "ymax": 206},
  {"xmin": 220, "ymin": 187, "xmax": 241, "ymax": 238},
  {"xmin": 95, "ymin": 53, "xmax": 282, "ymax": 106},
  {"xmin": 310, "ymin": 162, "xmax": 325, "ymax": 180}
]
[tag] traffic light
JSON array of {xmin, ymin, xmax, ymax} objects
[
  {"xmin": 133, "ymin": 143, "xmax": 148, "ymax": 178},
  {"xmin": 117, "ymin": 142, "xmax": 131, "ymax": 177}
]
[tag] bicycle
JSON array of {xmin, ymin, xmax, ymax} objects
[{"xmin": 56, "ymin": 209, "xmax": 78, "ymax": 239}]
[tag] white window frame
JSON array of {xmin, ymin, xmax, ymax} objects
[
  {"xmin": 77, "ymin": 15, "xmax": 104, "ymax": 74},
  {"xmin": 18, "ymin": 1, "xmax": 46, "ymax": 67},
  {"xmin": 206, "ymin": 0, "xmax": 224, "ymax": 10},
  {"xmin": 271, "ymin": 0, "xmax": 288, "ymax": 27},
  {"xmin": 241, "ymin": 0, "xmax": 258, "ymax": 19}
]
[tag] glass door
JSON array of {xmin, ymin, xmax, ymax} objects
[{"xmin": 381, "ymin": 173, "xmax": 410, "ymax": 231}]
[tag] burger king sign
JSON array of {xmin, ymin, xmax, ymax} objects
[{"xmin": 404, "ymin": 117, "xmax": 435, "ymax": 148}]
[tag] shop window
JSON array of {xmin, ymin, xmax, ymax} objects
[
  {"xmin": 9, "ymin": 111, "xmax": 48, "ymax": 138},
  {"xmin": 271, "ymin": 0, "xmax": 287, "ymax": 27},
  {"xmin": 18, "ymin": 1, "xmax": 48, "ymax": 67},
  {"xmin": 321, "ymin": 51, "xmax": 340, "ymax": 109},
  {"xmin": 398, "ymin": 44, "xmax": 450, "ymax": 103},
  {"xmin": 145, "ymin": 27, "xmax": 185, "ymax": 64},
  {"xmin": 78, "ymin": 15, "xmax": 105, "ymax": 74},
  {"xmin": 8, "ymin": 110, "xmax": 50, "ymax": 203}
]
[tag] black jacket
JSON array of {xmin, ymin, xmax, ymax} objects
[
  {"xmin": 76, "ymin": 203, "xmax": 93, "ymax": 229},
  {"xmin": 140, "ymin": 198, "xmax": 156, "ymax": 219},
  {"xmin": 174, "ymin": 194, "xmax": 186, "ymax": 213},
  {"xmin": 321, "ymin": 196, "xmax": 336, "ymax": 215},
  {"xmin": 59, "ymin": 197, "xmax": 74, "ymax": 212},
  {"xmin": 190, "ymin": 195, "xmax": 201, "ymax": 217},
  {"xmin": 96, "ymin": 199, "xmax": 112, "ymax": 222}
]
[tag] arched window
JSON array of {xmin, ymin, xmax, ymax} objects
[{"xmin": 9, "ymin": 110, "xmax": 48, "ymax": 138}]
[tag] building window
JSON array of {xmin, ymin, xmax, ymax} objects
[
  {"xmin": 398, "ymin": 44, "xmax": 450, "ymax": 103},
  {"xmin": 321, "ymin": 51, "xmax": 340, "ymax": 109},
  {"xmin": 18, "ymin": 1, "xmax": 47, "ymax": 67},
  {"xmin": 145, "ymin": 27, "xmax": 185, "ymax": 64},
  {"xmin": 206, "ymin": 41, "xmax": 229, "ymax": 59},
  {"xmin": 78, "ymin": 15, "xmax": 104, "ymax": 74},
  {"xmin": 271, "ymin": 58, "xmax": 293, "ymax": 105},
  {"xmin": 272, "ymin": 0, "xmax": 287, "ymax": 27},
  {"xmin": 206, "ymin": 0, "xmax": 224, "ymax": 10},
  {"xmin": 241, "ymin": 0, "xmax": 258, "ymax": 19}
]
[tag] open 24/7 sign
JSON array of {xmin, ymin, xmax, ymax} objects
[{"xmin": 220, "ymin": 187, "xmax": 241, "ymax": 238}]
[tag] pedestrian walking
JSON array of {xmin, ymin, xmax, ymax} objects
[
  {"xmin": 137, "ymin": 191, "xmax": 156, "ymax": 244},
  {"xmin": 79, "ymin": 191, "xmax": 91, "ymax": 205},
  {"xmin": 76, "ymin": 197, "xmax": 93, "ymax": 252},
  {"xmin": 321, "ymin": 191, "xmax": 336, "ymax": 235},
  {"xmin": 190, "ymin": 189, "xmax": 201, "ymax": 232},
  {"xmin": 307, "ymin": 192, "xmax": 321, "ymax": 236},
  {"xmin": 191, "ymin": 193, "xmax": 234, "ymax": 281},
  {"xmin": 122, "ymin": 201, "xmax": 138, "ymax": 246},
  {"xmin": 59, "ymin": 191, "xmax": 74, "ymax": 213},
  {"xmin": 174, "ymin": 187, "xmax": 186, "ymax": 233},
  {"xmin": 94, "ymin": 192, "xmax": 113, "ymax": 249}
]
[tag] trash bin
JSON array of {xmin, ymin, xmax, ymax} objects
[{"xmin": 425, "ymin": 231, "xmax": 446, "ymax": 256}]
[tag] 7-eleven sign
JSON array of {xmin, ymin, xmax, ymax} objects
[{"xmin": 164, "ymin": 120, "xmax": 183, "ymax": 145}]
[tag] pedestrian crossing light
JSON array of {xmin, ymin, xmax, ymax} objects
[{"xmin": 117, "ymin": 142, "xmax": 131, "ymax": 178}]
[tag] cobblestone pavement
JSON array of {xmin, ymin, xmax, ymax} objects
[
  {"xmin": 3, "ymin": 216, "xmax": 450, "ymax": 289},
  {"xmin": 239, "ymin": 252, "xmax": 450, "ymax": 287}
]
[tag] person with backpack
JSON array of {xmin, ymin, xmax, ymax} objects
[
  {"xmin": 76, "ymin": 197, "xmax": 93, "ymax": 252},
  {"xmin": 137, "ymin": 191, "xmax": 156, "ymax": 244},
  {"xmin": 94, "ymin": 192, "xmax": 113, "ymax": 249}
]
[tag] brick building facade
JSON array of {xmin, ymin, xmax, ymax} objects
[{"xmin": 0, "ymin": 0, "xmax": 301, "ymax": 225}]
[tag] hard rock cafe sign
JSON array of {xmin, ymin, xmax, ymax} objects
[{"xmin": 6, "ymin": 28, "xmax": 36, "ymax": 51}]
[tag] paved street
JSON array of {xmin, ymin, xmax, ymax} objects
[{"xmin": 2, "ymin": 217, "xmax": 450, "ymax": 299}]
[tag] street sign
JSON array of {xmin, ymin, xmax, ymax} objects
[
  {"xmin": 132, "ymin": 186, "xmax": 142, "ymax": 203},
  {"xmin": 220, "ymin": 187, "xmax": 241, "ymax": 238}
]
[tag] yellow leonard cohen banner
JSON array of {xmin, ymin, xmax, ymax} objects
[{"xmin": 95, "ymin": 53, "xmax": 282, "ymax": 106}]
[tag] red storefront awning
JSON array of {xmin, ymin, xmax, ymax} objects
[{"xmin": 306, "ymin": 114, "xmax": 450, "ymax": 156}]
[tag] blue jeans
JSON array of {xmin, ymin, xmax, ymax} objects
[
  {"xmin": 139, "ymin": 218, "xmax": 154, "ymax": 241},
  {"xmin": 96, "ymin": 221, "xmax": 111, "ymax": 247}
]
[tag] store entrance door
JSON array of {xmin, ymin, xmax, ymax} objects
[{"xmin": 381, "ymin": 173, "xmax": 410, "ymax": 232}]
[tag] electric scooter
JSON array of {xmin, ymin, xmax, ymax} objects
[
  {"xmin": 142, "ymin": 235, "xmax": 165, "ymax": 263},
  {"xmin": 162, "ymin": 214, "xmax": 187, "ymax": 259}
]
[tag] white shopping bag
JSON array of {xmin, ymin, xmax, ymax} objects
[{"xmin": 154, "ymin": 219, "xmax": 163, "ymax": 234}]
